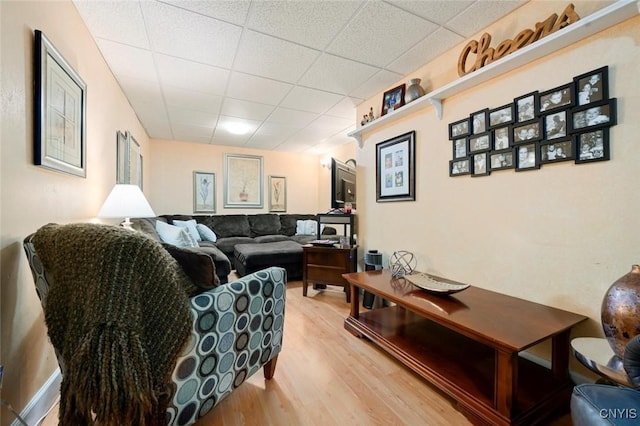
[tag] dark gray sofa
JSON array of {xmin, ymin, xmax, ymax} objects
[{"xmin": 133, "ymin": 213, "xmax": 334, "ymax": 283}]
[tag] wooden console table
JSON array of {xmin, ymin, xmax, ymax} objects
[
  {"xmin": 303, "ymin": 245, "xmax": 357, "ymax": 302},
  {"xmin": 342, "ymin": 270, "xmax": 587, "ymax": 426}
]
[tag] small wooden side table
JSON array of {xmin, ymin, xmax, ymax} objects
[{"xmin": 302, "ymin": 245, "xmax": 357, "ymax": 302}]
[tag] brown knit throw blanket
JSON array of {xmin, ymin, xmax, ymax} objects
[{"xmin": 33, "ymin": 223, "xmax": 194, "ymax": 425}]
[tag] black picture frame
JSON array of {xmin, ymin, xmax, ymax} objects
[
  {"xmin": 489, "ymin": 149, "xmax": 515, "ymax": 171},
  {"xmin": 468, "ymin": 132, "xmax": 491, "ymax": 153},
  {"xmin": 515, "ymin": 143, "xmax": 539, "ymax": 171},
  {"xmin": 540, "ymin": 139, "xmax": 574, "ymax": 164},
  {"xmin": 492, "ymin": 125, "xmax": 512, "ymax": 150},
  {"xmin": 449, "ymin": 158, "xmax": 470, "ymax": 177},
  {"xmin": 471, "ymin": 152, "xmax": 490, "ymax": 177},
  {"xmin": 575, "ymin": 128, "xmax": 609, "ymax": 163},
  {"xmin": 514, "ymin": 91, "xmax": 539, "ymax": 123},
  {"xmin": 513, "ymin": 119, "xmax": 542, "ymax": 144},
  {"xmin": 34, "ymin": 29, "xmax": 87, "ymax": 177},
  {"xmin": 543, "ymin": 110, "xmax": 568, "ymax": 141},
  {"xmin": 470, "ymin": 109, "xmax": 489, "ymax": 134},
  {"xmin": 452, "ymin": 137, "xmax": 468, "ymax": 159},
  {"xmin": 449, "ymin": 117, "xmax": 470, "ymax": 139},
  {"xmin": 574, "ymin": 66, "xmax": 609, "ymax": 106},
  {"xmin": 488, "ymin": 103, "xmax": 514, "ymax": 128},
  {"xmin": 381, "ymin": 84, "xmax": 406, "ymax": 116},
  {"xmin": 569, "ymin": 98, "xmax": 617, "ymax": 133},
  {"xmin": 539, "ymin": 83, "xmax": 574, "ymax": 113},
  {"xmin": 376, "ymin": 131, "xmax": 416, "ymax": 202}
]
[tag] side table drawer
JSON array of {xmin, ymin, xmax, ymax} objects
[
  {"xmin": 306, "ymin": 250, "xmax": 350, "ymax": 268},
  {"xmin": 307, "ymin": 265, "xmax": 348, "ymax": 285}
]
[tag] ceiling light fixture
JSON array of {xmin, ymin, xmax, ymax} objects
[{"xmin": 226, "ymin": 122, "xmax": 251, "ymax": 135}]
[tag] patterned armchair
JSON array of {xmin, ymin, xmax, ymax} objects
[{"xmin": 23, "ymin": 231, "xmax": 286, "ymax": 425}]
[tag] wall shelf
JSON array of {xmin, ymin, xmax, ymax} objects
[{"xmin": 348, "ymin": 0, "xmax": 639, "ymax": 148}]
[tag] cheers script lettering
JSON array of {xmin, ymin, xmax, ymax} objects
[{"xmin": 458, "ymin": 4, "xmax": 580, "ymax": 77}]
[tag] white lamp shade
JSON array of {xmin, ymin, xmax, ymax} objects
[{"xmin": 98, "ymin": 184, "xmax": 155, "ymax": 219}]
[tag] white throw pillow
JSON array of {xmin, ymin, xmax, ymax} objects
[
  {"xmin": 295, "ymin": 219, "xmax": 322, "ymax": 236},
  {"xmin": 173, "ymin": 219, "xmax": 201, "ymax": 242},
  {"xmin": 196, "ymin": 223, "xmax": 217, "ymax": 242},
  {"xmin": 295, "ymin": 220, "xmax": 306, "ymax": 236},
  {"xmin": 156, "ymin": 221, "xmax": 199, "ymax": 247}
]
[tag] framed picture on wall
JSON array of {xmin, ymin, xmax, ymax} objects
[
  {"xmin": 539, "ymin": 83, "xmax": 574, "ymax": 113},
  {"xmin": 268, "ymin": 176, "xmax": 287, "ymax": 212},
  {"xmin": 513, "ymin": 119, "xmax": 542, "ymax": 144},
  {"xmin": 574, "ymin": 66, "xmax": 608, "ymax": 106},
  {"xmin": 540, "ymin": 139, "xmax": 573, "ymax": 163},
  {"xmin": 449, "ymin": 117, "xmax": 470, "ymax": 139},
  {"xmin": 471, "ymin": 152, "xmax": 489, "ymax": 177},
  {"xmin": 127, "ymin": 132, "xmax": 142, "ymax": 189},
  {"xmin": 34, "ymin": 30, "xmax": 87, "ymax": 177},
  {"xmin": 492, "ymin": 126, "xmax": 511, "ymax": 150},
  {"xmin": 452, "ymin": 138, "xmax": 467, "ymax": 159},
  {"xmin": 449, "ymin": 158, "xmax": 470, "ymax": 176},
  {"xmin": 470, "ymin": 109, "xmax": 488, "ymax": 134},
  {"xmin": 381, "ymin": 84, "xmax": 406, "ymax": 116},
  {"xmin": 514, "ymin": 91, "xmax": 539, "ymax": 123},
  {"xmin": 224, "ymin": 153, "xmax": 263, "ymax": 208},
  {"xmin": 515, "ymin": 143, "xmax": 539, "ymax": 171},
  {"xmin": 468, "ymin": 133, "xmax": 491, "ymax": 153},
  {"xmin": 569, "ymin": 98, "xmax": 617, "ymax": 133},
  {"xmin": 193, "ymin": 171, "xmax": 215, "ymax": 213},
  {"xmin": 489, "ymin": 149, "xmax": 514, "ymax": 171},
  {"xmin": 116, "ymin": 131, "xmax": 127, "ymax": 184},
  {"xmin": 575, "ymin": 128, "xmax": 609, "ymax": 164},
  {"xmin": 488, "ymin": 104, "xmax": 514, "ymax": 128},
  {"xmin": 544, "ymin": 110, "xmax": 568, "ymax": 140},
  {"xmin": 376, "ymin": 131, "xmax": 415, "ymax": 202}
]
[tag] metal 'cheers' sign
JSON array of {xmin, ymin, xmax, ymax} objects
[{"xmin": 457, "ymin": 4, "xmax": 580, "ymax": 77}]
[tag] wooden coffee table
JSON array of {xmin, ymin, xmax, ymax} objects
[{"xmin": 343, "ymin": 270, "xmax": 587, "ymax": 426}]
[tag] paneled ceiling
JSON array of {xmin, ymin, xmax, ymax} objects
[{"xmin": 73, "ymin": 0, "xmax": 527, "ymax": 153}]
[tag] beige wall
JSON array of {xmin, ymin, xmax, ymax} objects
[
  {"xmin": 355, "ymin": 1, "xmax": 639, "ymax": 366},
  {"xmin": 0, "ymin": 1, "xmax": 150, "ymax": 423},
  {"xmin": 148, "ymin": 140, "xmax": 355, "ymax": 215}
]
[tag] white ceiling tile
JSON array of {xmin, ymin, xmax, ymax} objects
[
  {"xmin": 141, "ymin": 1, "xmax": 242, "ymax": 68},
  {"xmin": 349, "ymin": 69, "xmax": 404, "ymax": 101},
  {"xmin": 133, "ymin": 103, "xmax": 172, "ymax": 139},
  {"xmin": 73, "ymin": 0, "xmax": 149, "ymax": 48},
  {"xmin": 388, "ymin": 0, "xmax": 474, "ymax": 26},
  {"xmin": 298, "ymin": 54, "xmax": 379, "ymax": 95},
  {"xmin": 327, "ymin": 1, "xmax": 439, "ymax": 67},
  {"xmin": 267, "ymin": 107, "xmax": 319, "ymax": 127},
  {"xmin": 246, "ymin": 1, "xmax": 363, "ymax": 49},
  {"xmin": 306, "ymin": 115, "xmax": 354, "ymax": 137},
  {"xmin": 234, "ymin": 31, "xmax": 320, "ymax": 83},
  {"xmin": 221, "ymin": 99, "xmax": 275, "ymax": 121},
  {"xmin": 227, "ymin": 72, "xmax": 293, "ymax": 105},
  {"xmin": 96, "ymin": 39, "xmax": 157, "ymax": 83},
  {"xmin": 155, "ymin": 54, "xmax": 229, "ymax": 96},
  {"xmin": 171, "ymin": 123, "xmax": 214, "ymax": 142},
  {"xmin": 161, "ymin": 0, "xmax": 251, "ymax": 25},
  {"xmin": 117, "ymin": 76, "xmax": 164, "ymax": 107},
  {"xmin": 280, "ymin": 87, "xmax": 343, "ymax": 114},
  {"xmin": 163, "ymin": 85, "xmax": 223, "ymax": 114},
  {"xmin": 446, "ymin": 0, "xmax": 527, "ymax": 38},
  {"xmin": 325, "ymin": 97, "xmax": 363, "ymax": 120},
  {"xmin": 386, "ymin": 27, "xmax": 465, "ymax": 75},
  {"xmin": 167, "ymin": 106, "xmax": 218, "ymax": 128}
]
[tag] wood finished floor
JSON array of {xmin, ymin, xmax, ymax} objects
[{"xmin": 41, "ymin": 279, "xmax": 573, "ymax": 425}]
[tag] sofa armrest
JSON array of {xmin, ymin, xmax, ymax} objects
[{"xmin": 167, "ymin": 267, "xmax": 286, "ymax": 425}]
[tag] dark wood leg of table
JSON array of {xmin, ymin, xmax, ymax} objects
[
  {"xmin": 495, "ymin": 349, "xmax": 518, "ymax": 418},
  {"xmin": 350, "ymin": 285, "xmax": 360, "ymax": 318},
  {"xmin": 552, "ymin": 330, "xmax": 571, "ymax": 381}
]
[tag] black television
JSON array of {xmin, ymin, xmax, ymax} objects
[{"xmin": 331, "ymin": 158, "xmax": 356, "ymax": 210}]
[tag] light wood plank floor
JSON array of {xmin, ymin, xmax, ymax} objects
[{"xmin": 41, "ymin": 279, "xmax": 572, "ymax": 425}]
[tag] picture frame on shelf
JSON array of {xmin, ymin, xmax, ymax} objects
[
  {"xmin": 471, "ymin": 152, "xmax": 489, "ymax": 177},
  {"xmin": 540, "ymin": 139, "xmax": 573, "ymax": 164},
  {"xmin": 224, "ymin": 153, "xmax": 264, "ymax": 208},
  {"xmin": 470, "ymin": 109, "xmax": 488, "ymax": 134},
  {"xmin": 574, "ymin": 66, "xmax": 608, "ymax": 106},
  {"xmin": 492, "ymin": 126, "xmax": 511, "ymax": 150},
  {"xmin": 515, "ymin": 143, "xmax": 539, "ymax": 171},
  {"xmin": 193, "ymin": 171, "xmax": 216, "ymax": 213},
  {"xmin": 34, "ymin": 30, "xmax": 87, "ymax": 177},
  {"xmin": 488, "ymin": 104, "xmax": 514, "ymax": 128},
  {"xmin": 376, "ymin": 131, "xmax": 415, "ymax": 202},
  {"xmin": 381, "ymin": 84, "xmax": 406, "ymax": 116},
  {"xmin": 116, "ymin": 131, "xmax": 127, "ymax": 184},
  {"xmin": 489, "ymin": 149, "xmax": 515, "ymax": 171},
  {"xmin": 539, "ymin": 83, "xmax": 574, "ymax": 113},
  {"xmin": 513, "ymin": 119, "xmax": 542, "ymax": 144},
  {"xmin": 449, "ymin": 158, "xmax": 470, "ymax": 177},
  {"xmin": 514, "ymin": 91, "xmax": 539, "ymax": 123},
  {"xmin": 452, "ymin": 138, "xmax": 467, "ymax": 159},
  {"xmin": 575, "ymin": 128, "xmax": 609, "ymax": 164},
  {"xmin": 544, "ymin": 110, "xmax": 568, "ymax": 140},
  {"xmin": 268, "ymin": 175, "xmax": 287, "ymax": 212},
  {"xmin": 449, "ymin": 117, "xmax": 470, "ymax": 139},
  {"xmin": 569, "ymin": 98, "xmax": 617, "ymax": 133},
  {"xmin": 468, "ymin": 132, "xmax": 491, "ymax": 153}
]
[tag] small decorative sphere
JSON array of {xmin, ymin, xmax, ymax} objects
[{"xmin": 389, "ymin": 251, "xmax": 416, "ymax": 278}]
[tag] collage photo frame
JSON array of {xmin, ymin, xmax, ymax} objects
[{"xmin": 448, "ymin": 66, "xmax": 617, "ymax": 177}]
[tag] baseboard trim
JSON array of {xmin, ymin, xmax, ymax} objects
[{"xmin": 13, "ymin": 368, "xmax": 60, "ymax": 426}]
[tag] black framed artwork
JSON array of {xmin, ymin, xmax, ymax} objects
[
  {"xmin": 492, "ymin": 125, "xmax": 511, "ymax": 150},
  {"xmin": 574, "ymin": 66, "xmax": 608, "ymax": 106},
  {"xmin": 376, "ymin": 131, "xmax": 416, "ymax": 202},
  {"xmin": 470, "ymin": 109, "xmax": 489, "ymax": 134},
  {"xmin": 449, "ymin": 117, "xmax": 470, "ymax": 139},
  {"xmin": 381, "ymin": 84, "xmax": 406, "ymax": 116},
  {"xmin": 489, "ymin": 149, "xmax": 515, "ymax": 171},
  {"xmin": 515, "ymin": 143, "xmax": 539, "ymax": 171},
  {"xmin": 468, "ymin": 132, "xmax": 491, "ymax": 153},
  {"xmin": 539, "ymin": 83, "xmax": 574, "ymax": 113},
  {"xmin": 452, "ymin": 138, "xmax": 468, "ymax": 159},
  {"xmin": 488, "ymin": 103, "xmax": 514, "ymax": 128},
  {"xmin": 575, "ymin": 128, "xmax": 609, "ymax": 163},
  {"xmin": 540, "ymin": 139, "xmax": 573, "ymax": 163},
  {"xmin": 543, "ymin": 110, "xmax": 568, "ymax": 140},
  {"xmin": 514, "ymin": 91, "xmax": 539, "ymax": 123},
  {"xmin": 450, "ymin": 158, "xmax": 470, "ymax": 177},
  {"xmin": 569, "ymin": 98, "xmax": 617, "ymax": 133},
  {"xmin": 471, "ymin": 152, "xmax": 489, "ymax": 177},
  {"xmin": 513, "ymin": 119, "xmax": 542, "ymax": 144}
]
